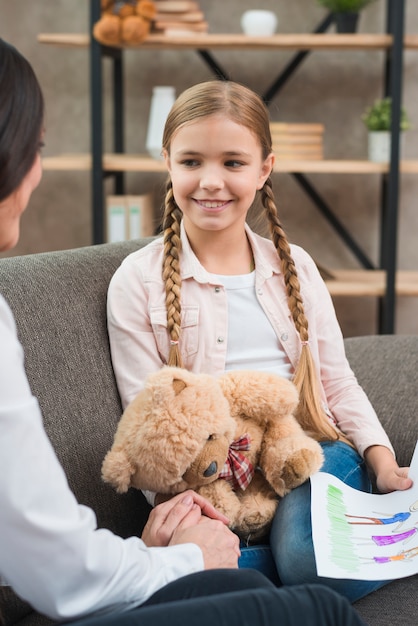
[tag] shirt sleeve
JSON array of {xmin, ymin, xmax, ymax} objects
[
  {"xmin": 292, "ymin": 250, "xmax": 395, "ymax": 458},
  {"xmin": 0, "ymin": 296, "xmax": 204, "ymax": 621},
  {"xmin": 107, "ymin": 247, "xmax": 166, "ymax": 410}
]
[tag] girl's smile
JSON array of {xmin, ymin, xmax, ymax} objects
[{"xmin": 194, "ymin": 199, "xmax": 231, "ymax": 211}]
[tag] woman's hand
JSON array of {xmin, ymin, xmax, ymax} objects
[
  {"xmin": 169, "ymin": 514, "xmax": 241, "ymax": 570},
  {"xmin": 141, "ymin": 490, "xmax": 240, "ymax": 569},
  {"xmin": 141, "ymin": 490, "xmax": 230, "ymax": 547},
  {"xmin": 365, "ymin": 445, "xmax": 413, "ymax": 493}
]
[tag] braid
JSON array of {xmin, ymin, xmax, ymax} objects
[
  {"xmin": 261, "ymin": 179, "xmax": 340, "ymax": 443},
  {"xmin": 162, "ymin": 181, "xmax": 184, "ymax": 368}
]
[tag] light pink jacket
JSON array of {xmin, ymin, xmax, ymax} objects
[{"xmin": 107, "ymin": 223, "xmax": 394, "ymax": 459}]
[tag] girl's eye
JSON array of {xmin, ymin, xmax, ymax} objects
[
  {"xmin": 225, "ymin": 160, "xmax": 244, "ymax": 168},
  {"xmin": 181, "ymin": 159, "xmax": 199, "ymax": 167}
]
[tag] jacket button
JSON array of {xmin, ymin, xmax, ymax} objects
[
  {"xmin": 217, "ymin": 337, "xmax": 224, "ymax": 344},
  {"xmin": 281, "ymin": 333, "xmax": 288, "ymax": 342},
  {"xmin": 214, "ymin": 286, "xmax": 221, "ymax": 293}
]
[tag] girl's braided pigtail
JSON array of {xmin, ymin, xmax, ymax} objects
[
  {"xmin": 162, "ymin": 181, "xmax": 184, "ymax": 368},
  {"xmin": 261, "ymin": 178, "xmax": 338, "ymax": 442}
]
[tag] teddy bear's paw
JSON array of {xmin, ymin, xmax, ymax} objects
[
  {"xmin": 279, "ymin": 445, "xmax": 324, "ymax": 492},
  {"xmin": 121, "ymin": 16, "xmax": 151, "ymax": 43},
  {"xmin": 234, "ymin": 508, "xmax": 275, "ymax": 542},
  {"xmin": 93, "ymin": 15, "xmax": 122, "ymax": 45}
]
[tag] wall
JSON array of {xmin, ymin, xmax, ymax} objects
[{"xmin": 2, "ymin": 0, "xmax": 418, "ymax": 337}]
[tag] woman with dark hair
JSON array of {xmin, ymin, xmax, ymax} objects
[
  {"xmin": 0, "ymin": 40, "xmax": 44, "ymax": 249},
  {"xmin": 0, "ymin": 39, "xmax": 367, "ymax": 626}
]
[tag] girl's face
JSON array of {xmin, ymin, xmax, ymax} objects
[
  {"xmin": 164, "ymin": 114, "xmax": 274, "ymax": 238},
  {"xmin": 0, "ymin": 151, "xmax": 43, "ymax": 252}
]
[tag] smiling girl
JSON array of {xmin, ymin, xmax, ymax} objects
[{"xmin": 107, "ymin": 80, "xmax": 411, "ymax": 604}]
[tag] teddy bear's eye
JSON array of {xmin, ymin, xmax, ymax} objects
[{"xmin": 208, "ymin": 434, "xmax": 215, "ymax": 440}]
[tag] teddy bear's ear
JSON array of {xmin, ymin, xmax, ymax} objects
[
  {"xmin": 101, "ymin": 448, "xmax": 134, "ymax": 494},
  {"xmin": 172, "ymin": 377, "xmax": 187, "ymax": 395}
]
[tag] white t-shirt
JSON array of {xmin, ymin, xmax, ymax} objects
[
  {"xmin": 0, "ymin": 294, "xmax": 203, "ymax": 621},
  {"xmin": 211, "ymin": 272, "xmax": 293, "ymax": 379}
]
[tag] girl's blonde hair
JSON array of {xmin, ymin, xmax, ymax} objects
[{"xmin": 161, "ymin": 80, "xmax": 339, "ymax": 443}]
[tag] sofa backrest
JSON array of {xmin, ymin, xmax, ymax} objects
[
  {"xmin": 344, "ymin": 334, "xmax": 418, "ymax": 469},
  {"xmin": 1, "ymin": 239, "xmax": 155, "ymax": 535}
]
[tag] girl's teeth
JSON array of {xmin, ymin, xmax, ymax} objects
[{"xmin": 201, "ymin": 201, "xmax": 224, "ymax": 208}]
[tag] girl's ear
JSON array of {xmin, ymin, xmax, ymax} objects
[
  {"xmin": 257, "ymin": 152, "xmax": 275, "ymax": 189},
  {"xmin": 163, "ymin": 148, "xmax": 171, "ymax": 172}
]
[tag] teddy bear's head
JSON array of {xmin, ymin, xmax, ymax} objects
[{"xmin": 102, "ymin": 367, "xmax": 236, "ymax": 494}]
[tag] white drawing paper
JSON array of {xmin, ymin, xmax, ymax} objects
[{"xmin": 311, "ymin": 441, "xmax": 418, "ymax": 580}]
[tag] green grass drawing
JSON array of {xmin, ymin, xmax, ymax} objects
[{"xmin": 326, "ymin": 484, "xmax": 359, "ymax": 573}]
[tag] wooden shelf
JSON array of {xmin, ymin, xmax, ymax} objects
[
  {"xmin": 325, "ymin": 270, "xmax": 418, "ymax": 297},
  {"xmin": 42, "ymin": 154, "xmax": 418, "ymax": 174},
  {"xmin": 37, "ymin": 32, "xmax": 418, "ymax": 51}
]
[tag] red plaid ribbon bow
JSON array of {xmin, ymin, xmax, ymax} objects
[{"xmin": 218, "ymin": 434, "xmax": 254, "ymax": 491}]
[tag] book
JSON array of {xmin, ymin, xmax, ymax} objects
[
  {"xmin": 106, "ymin": 196, "xmax": 127, "ymax": 243},
  {"xmin": 156, "ymin": 11, "xmax": 205, "ymax": 22},
  {"xmin": 154, "ymin": 21, "xmax": 208, "ymax": 32},
  {"xmin": 154, "ymin": 1, "xmax": 200, "ymax": 12}
]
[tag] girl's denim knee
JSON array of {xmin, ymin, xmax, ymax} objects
[{"xmin": 238, "ymin": 544, "xmax": 280, "ymax": 586}]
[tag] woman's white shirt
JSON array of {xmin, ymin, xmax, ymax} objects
[{"xmin": 0, "ymin": 294, "xmax": 203, "ymax": 621}]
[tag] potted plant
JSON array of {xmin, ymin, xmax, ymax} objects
[
  {"xmin": 362, "ymin": 97, "xmax": 411, "ymax": 162},
  {"xmin": 317, "ymin": 0, "xmax": 377, "ymax": 33}
]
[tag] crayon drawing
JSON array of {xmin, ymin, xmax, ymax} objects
[{"xmin": 311, "ymin": 441, "xmax": 418, "ymax": 580}]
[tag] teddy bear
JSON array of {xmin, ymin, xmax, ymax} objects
[
  {"xmin": 102, "ymin": 367, "xmax": 324, "ymax": 541},
  {"xmin": 93, "ymin": 0, "xmax": 157, "ymax": 47}
]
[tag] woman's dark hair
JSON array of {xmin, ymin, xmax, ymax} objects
[{"xmin": 0, "ymin": 39, "xmax": 44, "ymax": 202}]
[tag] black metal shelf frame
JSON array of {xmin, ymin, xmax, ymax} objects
[{"xmin": 89, "ymin": 0, "xmax": 406, "ymax": 334}]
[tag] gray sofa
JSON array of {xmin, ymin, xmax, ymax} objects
[{"xmin": 0, "ymin": 239, "xmax": 417, "ymax": 626}]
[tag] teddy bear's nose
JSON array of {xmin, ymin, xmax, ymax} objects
[{"xmin": 203, "ymin": 461, "xmax": 218, "ymax": 477}]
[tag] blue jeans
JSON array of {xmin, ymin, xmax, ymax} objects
[{"xmin": 239, "ymin": 441, "xmax": 391, "ymax": 603}]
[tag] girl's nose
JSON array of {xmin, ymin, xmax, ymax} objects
[{"xmin": 199, "ymin": 169, "xmax": 224, "ymax": 191}]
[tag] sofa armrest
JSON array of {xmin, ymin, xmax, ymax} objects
[{"xmin": 344, "ymin": 335, "xmax": 418, "ymax": 468}]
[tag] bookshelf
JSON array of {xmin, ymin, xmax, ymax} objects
[{"xmin": 38, "ymin": 0, "xmax": 416, "ymax": 332}]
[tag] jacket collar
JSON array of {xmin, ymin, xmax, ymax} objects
[{"xmin": 179, "ymin": 221, "xmax": 282, "ymax": 283}]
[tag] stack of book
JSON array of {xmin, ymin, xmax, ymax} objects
[
  {"xmin": 153, "ymin": 0, "xmax": 208, "ymax": 35},
  {"xmin": 270, "ymin": 123, "xmax": 325, "ymax": 161},
  {"xmin": 106, "ymin": 194, "xmax": 155, "ymax": 243}
]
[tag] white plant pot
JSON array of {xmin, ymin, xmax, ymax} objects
[{"xmin": 368, "ymin": 131, "xmax": 403, "ymax": 163}]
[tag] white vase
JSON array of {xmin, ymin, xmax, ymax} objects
[
  {"xmin": 240, "ymin": 10, "xmax": 278, "ymax": 36},
  {"xmin": 368, "ymin": 131, "xmax": 404, "ymax": 163},
  {"xmin": 146, "ymin": 86, "xmax": 176, "ymax": 160}
]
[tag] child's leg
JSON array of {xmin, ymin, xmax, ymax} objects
[{"xmin": 270, "ymin": 440, "xmax": 391, "ymax": 603}]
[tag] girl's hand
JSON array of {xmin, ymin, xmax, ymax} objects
[
  {"xmin": 375, "ymin": 465, "xmax": 412, "ymax": 494},
  {"xmin": 141, "ymin": 490, "xmax": 230, "ymax": 547},
  {"xmin": 365, "ymin": 445, "xmax": 413, "ymax": 493}
]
